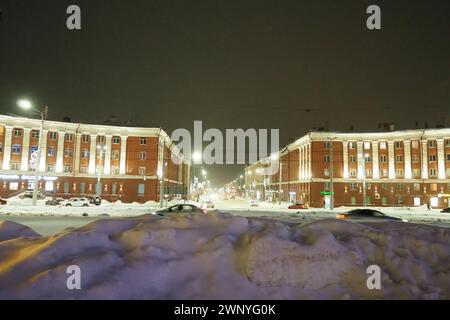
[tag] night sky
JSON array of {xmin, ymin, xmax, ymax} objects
[{"xmin": 0, "ymin": 0, "xmax": 449, "ymax": 186}]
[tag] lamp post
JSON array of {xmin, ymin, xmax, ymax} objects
[
  {"xmin": 191, "ymin": 151, "xmax": 202, "ymax": 201},
  {"xmin": 96, "ymin": 145, "xmax": 107, "ymax": 197},
  {"xmin": 17, "ymin": 99, "xmax": 47, "ymax": 206}
]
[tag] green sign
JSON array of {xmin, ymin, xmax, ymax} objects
[{"xmin": 320, "ymin": 191, "xmax": 334, "ymax": 195}]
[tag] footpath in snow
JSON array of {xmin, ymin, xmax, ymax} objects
[{"xmin": 0, "ymin": 212, "xmax": 449, "ymax": 299}]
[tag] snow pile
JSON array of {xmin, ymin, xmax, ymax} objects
[
  {"xmin": 0, "ymin": 220, "xmax": 40, "ymax": 242},
  {"xmin": 0, "ymin": 213, "xmax": 449, "ymax": 299}
]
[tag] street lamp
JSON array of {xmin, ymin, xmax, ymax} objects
[
  {"xmin": 17, "ymin": 99, "xmax": 47, "ymax": 206},
  {"xmin": 96, "ymin": 145, "xmax": 107, "ymax": 196}
]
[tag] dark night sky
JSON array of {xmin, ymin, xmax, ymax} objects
[{"xmin": 0, "ymin": 0, "xmax": 449, "ymax": 187}]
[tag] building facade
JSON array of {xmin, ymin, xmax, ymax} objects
[
  {"xmin": 245, "ymin": 129, "xmax": 450, "ymax": 208},
  {"xmin": 0, "ymin": 115, "xmax": 190, "ymax": 203}
]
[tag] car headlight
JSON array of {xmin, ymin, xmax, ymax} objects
[{"xmin": 402, "ymin": 219, "xmax": 408, "ymax": 222}]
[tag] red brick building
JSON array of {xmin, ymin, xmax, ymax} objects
[
  {"xmin": 0, "ymin": 115, "xmax": 190, "ymax": 203},
  {"xmin": 245, "ymin": 129, "xmax": 450, "ymax": 208}
]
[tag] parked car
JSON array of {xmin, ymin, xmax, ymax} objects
[
  {"xmin": 65, "ymin": 197, "xmax": 90, "ymax": 207},
  {"xmin": 0, "ymin": 198, "xmax": 7, "ymax": 205},
  {"xmin": 88, "ymin": 196, "xmax": 102, "ymax": 206},
  {"xmin": 45, "ymin": 198, "xmax": 65, "ymax": 206},
  {"xmin": 288, "ymin": 202, "xmax": 309, "ymax": 209},
  {"xmin": 201, "ymin": 201, "xmax": 215, "ymax": 209},
  {"xmin": 336, "ymin": 209, "xmax": 407, "ymax": 222},
  {"xmin": 441, "ymin": 207, "xmax": 450, "ymax": 213},
  {"xmin": 152, "ymin": 204, "xmax": 205, "ymax": 216}
]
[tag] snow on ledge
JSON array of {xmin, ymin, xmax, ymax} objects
[{"xmin": 0, "ymin": 213, "xmax": 449, "ymax": 299}]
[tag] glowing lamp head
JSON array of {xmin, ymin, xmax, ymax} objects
[{"xmin": 17, "ymin": 99, "xmax": 32, "ymax": 110}]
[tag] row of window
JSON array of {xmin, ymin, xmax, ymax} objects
[
  {"xmin": 9, "ymin": 129, "xmax": 148, "ymax": 146},
  {"xmin": 323, "ymin": 167, "xmax": 450, "ymax": 178},
  {"xmin": 337, "ymin": 139, "xmax": 450, "ymax": 150},
  {"xmin": 6, "ymin": 180, "xmax": 146, "ymax": 197},
  {"xmin": 323, "ymin": 153, "xmax": 450, "ymax": 163},
  {"xmin": 323, "ymin": 182, "xmax": 450, "ymax": 192}
]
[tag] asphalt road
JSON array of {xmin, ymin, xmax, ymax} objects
[{"xmin": 0, "ymin": 215, "xmax": 105, "ymax": 236}]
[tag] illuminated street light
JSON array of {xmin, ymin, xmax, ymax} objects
[{"xmin": 17, "ymin": 99, "xmax": 47, "ymax": 206}]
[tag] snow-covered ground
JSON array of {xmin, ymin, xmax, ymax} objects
[{"xmin": 0, "ymin": 211, "xmax": 449, "ymax": 299}]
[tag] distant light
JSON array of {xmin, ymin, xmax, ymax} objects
[
  {"xmin": 17, "ymin": 99, "xmax": 32, "ymax": 110},
  {"xmin": 192, "ymin": 152, "xmax": 202, "ymax": 163},
  {"xmin": 201, "ymin": 169, "xmax": 207, "ymax": 176},
  {"xmin": 239, "ymin": 175, "xmax": 243, "ymax": 179},
  {"xmin": 271, "ymin": 153, "xmax": 278, "ymax": 160}
]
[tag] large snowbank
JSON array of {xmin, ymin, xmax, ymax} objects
[{"xmin": 0, "ymin": 212, "xmax": 449, "ymax": 299}]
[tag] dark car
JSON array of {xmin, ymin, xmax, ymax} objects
[
  {"xmin": 0, "ymin": 198, "xmax": 7, "ymax": 205},
  {"xmin": 441, "ymin": 207, "xmax": 450, "ymax": 213},
  {"xmin": 288, "ymin": 202, "xmax": 309, "ymax": 209},
  {"xmin": 45, "ymin": 198, "xmax": 64, "ymax": 206},
  {"xmin": 153, "ymin": 204, "xmax": 205, "ymax": 216},
  {"xmin": 336, "ymin": 209, "xmax": 407, "ymax": 222}
]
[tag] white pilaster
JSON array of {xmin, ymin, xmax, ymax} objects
[
  {"xmin": 74, "ymin": 133, "xmax": 82, "ymax": 173},
  {"xmin": 421, "ymin": 140, "xmax": 428, "ymax": 179},
  {"xmin": 2, "ymin": 126, "xmax": 13, "ymax": 170},
  {"xmin": 388, "ymin": 141, "xmax": 395, "ymax": 179},
  {"xmin": 20, "ymin": 128, "xmax": 32, "ymax": 171},
  {"xmin": 104, "ymin": 135, "xmax": 112, "ymax": 175},
  {"xmin": 307, "ymin": 144, "xmax": 311, "ymax": 179},
  {"xmin": 372, "ymin": 141, "xmax": 379, "ymax": 179},
  {"xmin": 437, "ymin": 138, "xmax": 445, "ymax": 179},
  {"xmin": 298, "ymin": 146, "xmax": 302, "ymax": 180},
  {"xmin": 39, "ymin": 130, "xmax": 48, "ymax": 172},
  {"xmin": 119, "ymin": 136, "xmax": 128, "ymax": 175},
  {"xmin": 88, "ymin": 134, "xmax": 98, "ymax": 174},
  {"xmin": 357, "ymin": 141, "xmax": 364, "ymax": 179},
  {"xmin": 55, "ymin": 132, "xmax": 66, "ymax": 173},
  {"xmin": 342, "ymin": 141, "xmax": 349, "ymax": 179},
  {"xmin": 404, "ymin": 140, "xmax": 412, "ymax": 179}
]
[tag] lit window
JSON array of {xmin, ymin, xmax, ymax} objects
[
  {"xmin": 9, "ymin": 182, "xmax": 19, "ymax": 190},
  {"xmin": 324, "ymin": 168, "xmax": 330, "ymax": 177},
  {"xmin": 411, "ymin": 140, "xmax": 419, "ymax": 149},
  {"xmin": 364, "ymin": 142, "xmax": 370, "ymax": 150},
  {"xmin": 48, "ymin": 147, "xmax": 56, "ymax": 157},
  {"xmin": 380, "ymin": 169, "xmax": 388, "ymax": 177},
  {"xmin": 64, "ymin": 148, "xmax": 73, "ymax": 157},
  {"xmin": 45, "ymin": 181, "xmax": 54, "ymax": 191},
  {"xmin": 430, "ymin": 183, "xmax": 438, "ymax": 192},
  {"xmin": 12, "ymin": 144, "xmax": 21, "ymax": 154},
  {"xmin": 379, "ymin": 142, "xmax": 387, "ymax": 150},
  {"xmin": 112, "ymin": 150, "xmax": 120, "ymax": 160},
  {"xmin": 111, "ymin": 166, "xmax": 119, "ymax": 175},
  {"xmin": 138, "ymin": 183, "xmax": 145, "ymax": 196},
  {"xmin": 349, "ymin": 142, "xmax": 356, "ymax": 149}
]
